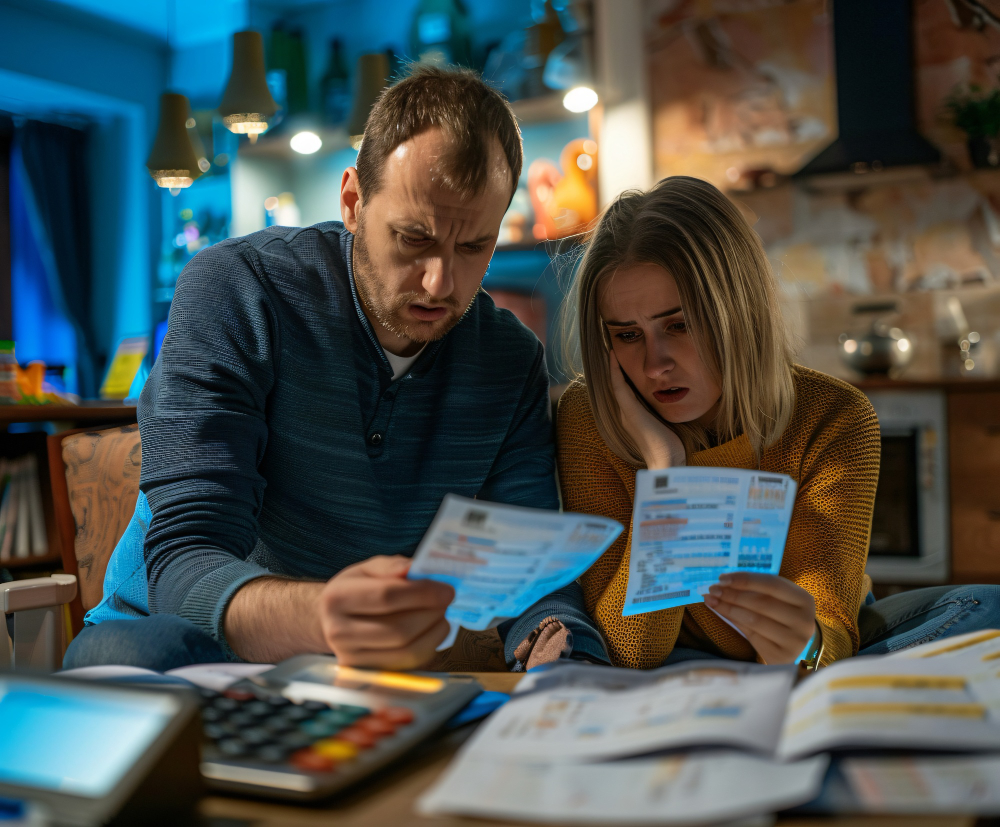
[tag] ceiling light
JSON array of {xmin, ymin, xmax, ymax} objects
[
  {"xmin": 146, "ymin": 92, "xmax": 202, "ymax": 192},
  {"xmin": 563, "ymin": 86, "xmax": 598, "ymax": 113},
  {"xmin": 219, "ymin": 31, "xmax": 279, "ymax": 144},
  {"xmin": 290, "ymin": 131, "xmax": 322, "ymax": 154}
]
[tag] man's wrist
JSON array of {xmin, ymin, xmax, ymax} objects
[{"xmin": 224, "ymin": 577, "xmax": 328, "ymax": 662}]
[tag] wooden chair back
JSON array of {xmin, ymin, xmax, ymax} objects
[{"xmin": 47, "ymin": 424, "xmax": 141, "ymax": 633}]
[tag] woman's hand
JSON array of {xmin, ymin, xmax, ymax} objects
[
  {"xmin": 704, "ymin": 572, "xmax": 817, "ymax": 665},
  {"xmin": 609, "ymin": 351, "xmax": 685, "ymax": 469}
]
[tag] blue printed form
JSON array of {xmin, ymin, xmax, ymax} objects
[
  {"xmin": 622, "ymin": 468, "xmax": 797, "ymax": 617},
  {"xmin": 409, "ymin": 495, "xmax": 623, "ymax": 648}
]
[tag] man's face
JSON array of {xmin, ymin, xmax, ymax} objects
[{"xmin": 344, "ymin": 127, "xmax": 512, "ymax": 356}]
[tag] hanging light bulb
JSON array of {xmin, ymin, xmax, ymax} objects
[
  {"xmin": 146, "ymin": 92, "xmax": 202, "ymax": 191},
  {"xmin": 219, "ymin": 30, "xmax": 278, "ymax": 144},
  {"xmin": 347, "ymin": 53, "xmax": 390, "ymax": 151}
]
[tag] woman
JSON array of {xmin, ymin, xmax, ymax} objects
[{"xmin": 557, "ymin": 176, "xmax": 999, "ymax": 670}]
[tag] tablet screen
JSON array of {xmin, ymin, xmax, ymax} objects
[{"xmin": 0, "ymin": 679, "xmax": 180, "ymax": 798}]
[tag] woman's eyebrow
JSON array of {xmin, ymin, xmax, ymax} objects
[{"xmin": 604, "ymin": 306, "xmax": 683, "ymax": 326}]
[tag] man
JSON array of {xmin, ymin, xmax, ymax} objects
[{"xmin": 64, "ymin": 66, "xmax": 607, "ymax": 672}]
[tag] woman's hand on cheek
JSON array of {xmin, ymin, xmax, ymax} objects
[
  {"xmin": 704, "ymin": 572, "xmax": 816, "ymax": 665},
  {"xmin": 609, "ymin": 351, "xmax": 685, "ymax": 470}
]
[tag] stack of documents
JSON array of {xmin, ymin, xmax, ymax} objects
[{"xmin": 420, "ymin": 633, "xmax": 1000, "ymax": 823}]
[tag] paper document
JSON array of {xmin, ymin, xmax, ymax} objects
[
  {"xmin": 843, "ymin": 755, "xmax": 1000, "ymax": 814},
  {"xmin": 419, "ymin": 750, "xmax": 828, "ymax": 824},
  {"xmin": 624, "ymin": 468, "xmax": 796, "ymax": 616},
  {"xmin": 778, "ymin": 651, "xmax": 1000, "ymax": 760},
  {"xmin": 461, "ymin": 660, "xmax": 796, "ymax": 762},
  {"xmin": 408, "ymin": 495, "xmax": 623, "ymax": 648}
]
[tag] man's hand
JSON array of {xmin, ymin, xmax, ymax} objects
[
  {"xmin": 704, "ymin": 571, "xmax": 817, "ymax": 665},
  {"xmin": 223, "ymin": 555, "xmax": 454, "ymax": 669},
  {"xmin": 319, "ymin": 555, "xmax": 454, "ymax": 669},
  {"xmin": 609, "ymin": 351, "xmax": 685, "ymax": 469}
]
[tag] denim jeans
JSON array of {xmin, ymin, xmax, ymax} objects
[
  {"xmin": 661, "ymin": 584, "xmax": 1000, "ymax": 667},
  {"xmin": 64, "ymin": 584, "xmax": 1000, "ymax": 672}
]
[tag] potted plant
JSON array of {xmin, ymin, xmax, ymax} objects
[{"xmin": 945, "ymin": 84, "xmax": 1000, "ymax": 168}]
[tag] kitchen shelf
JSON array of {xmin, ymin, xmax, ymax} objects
[{"xmin": 0, "ymin": 403, "xmax": 137, "ymax": 426}]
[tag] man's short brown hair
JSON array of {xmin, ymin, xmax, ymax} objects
[{"xmin": 356, "ymin": 64, "xmax": 522, "ymax": 202}]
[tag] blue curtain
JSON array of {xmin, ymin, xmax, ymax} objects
[{"xmin": 15, "ymin": 120, "xmax": 98, "ymax": 398}]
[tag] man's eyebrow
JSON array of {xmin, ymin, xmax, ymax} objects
[
  {"xmin": 393, "ymin": 222, "xmax": 434, "ymax": 236},
  {"xmin": 461, "ymin": 233, "xmax": 497, "ymax": 245},
  {"xmin": 604, "ymin": 306, "xmax": 683, "ymax": 327}
]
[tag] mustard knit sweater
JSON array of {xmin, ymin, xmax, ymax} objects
[{"xmin": 557, "ymin": 366, "xmax": 881, "ymax": 669}]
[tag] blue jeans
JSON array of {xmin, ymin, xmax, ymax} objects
[
  {"xmin": 64, "ymin": 584, "xmax": 1000, "ymax": 672},
  {"xmin": 661, "ymin": 584, "xmax": 1000, "ymax": 666}
]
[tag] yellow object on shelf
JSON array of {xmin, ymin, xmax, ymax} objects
[{"xmin": 100, "ymin": 337, "xmax": 149, "ymax": 400}]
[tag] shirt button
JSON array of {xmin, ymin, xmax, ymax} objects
[{"xmin": 369, "ymin": 432, "xmax": 383, "ymax": 446}]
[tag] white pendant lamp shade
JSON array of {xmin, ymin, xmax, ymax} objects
[
  {"xmin": 219, "ymin": 31, "xmax": 279, "ymax": 143},
  {"xmin": 347, "ymin": 53, "xmax": 390, "ymax": 150},
  {"xmin": 146, "ymin": 93, "xmax": 202, "ymax": 190}
]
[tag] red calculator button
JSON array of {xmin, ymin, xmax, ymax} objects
[
  {"xmin": 356, "ymin": 716, "xmax": 396, "ymax": 737},
  {"xmin": 223, "ymin": 689, "xmax": 255, "ymax": 701},
  {"xmin": 290, "ymin": 749, "xmax": 336, "ymax": 773},
  {"xmin": 377, "ymin": 706, "xmax": 415, "ymax": 725},
  {"xmin": 335, "ymin": 727, "xmax": 377, "ymax": 748}
]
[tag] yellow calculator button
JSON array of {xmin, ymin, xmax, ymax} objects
[{"xmin": 313, "ymin": 739, "xmax": 359, "ymax": 761}]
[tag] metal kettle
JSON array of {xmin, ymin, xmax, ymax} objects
[{"xmin": 839, "ymin": 302, "xmax": 914, "ymax": 376}]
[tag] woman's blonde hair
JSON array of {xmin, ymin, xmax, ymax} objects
[{"xmin": 559, "ymin": 176, "xmax": 795, "ymax": 464}]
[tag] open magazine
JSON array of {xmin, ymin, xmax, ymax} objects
[{"xmin": 421, "ymin": 631, "xmax": 1000, "ymax": 821}]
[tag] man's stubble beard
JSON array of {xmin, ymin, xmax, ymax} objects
[{"xmin": 352, "ymin": 214, "xmax": 477, "ymax": 345}]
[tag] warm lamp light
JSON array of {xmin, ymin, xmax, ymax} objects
[
  {"xmin": 219, "ymin": 31, "xmax": 279, "ymax": 143},
  {"xmin": 563, "ymin": 86, "xmax": 598, "ymax": 113},
  {"xmin": 146, "ymin": 93, "xmax": 202, "ymax": 191},
  {"xmin": 347, "ymin": 53, "xmax": 390, "ymax": 150}
]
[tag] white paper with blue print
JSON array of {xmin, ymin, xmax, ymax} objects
[
  {"xmin": 623, "ymin": 468, "xmax": 797, "ymax": 617},
  {"xmin": 408, "ymin": 494, "xmax": 623, "ymax": 649}
]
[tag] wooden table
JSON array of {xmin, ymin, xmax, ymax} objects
[{"xmin": 199, "ymin": 673, "xmax": 977, "ymax": 827}]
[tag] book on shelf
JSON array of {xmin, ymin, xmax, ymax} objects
[{"xmin": 0, "ymin": 454, "xmax": 49, "ymax": 562}]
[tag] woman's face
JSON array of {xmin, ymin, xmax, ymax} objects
[{"xmin": 598, "ymin": 262, "xmax": 722, "ymax": 427}]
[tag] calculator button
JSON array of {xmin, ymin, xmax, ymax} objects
[
  {"xmin": 254, "ymin": 745, "xmax": 291, "ymax": 764},
  {"xmin": 338, "ymin": 704, "xmax": 370, "ymax": 719},
  {"xmin": 201, "ymin": 707, "xmax": 224, "ymax": 723},
  {"xmin": 313, "ymin": 739, "xmax": 359, "ymax": 761},
  {"xmin": 198, "ymin": 688, "xmax": 220, "ymax": 702},
  {"xmin": 263, "ymin": 716, "xmax": 295, "ymax": 734},
  {"xmin": 224, "ymin": 688, "xmax": 255, "ymax": 702},
  {"xmin": 282, "ymin": 705, "xmax": 312, "ymax": 721},
  {"xmin": 317, "ymin": 709, "xmax": 358, "ymax": 728},
  {"xmin": 241, "ymin": 727, "xmax": 272, "ymax": 746},
  {"xmin": 377, "ymin": 706, "xmax": 415, "ymax": 725},
  {"xmin": 218, "ymin": 738, "xmax": 249, "ymax": 757},
  {"xmin": 301, "ymin": 718, "xmax": 343, "ymax": 739},
  {"xmin": 204, "ymin": 722, "xmax": 236, "ymax": 741},
  {"xmin": 213, "ymin": 697, "xmax": 239, "ymax": 712},
  {"xmin": 355, "ymin": 716, "xmax": 396, "ymax": 737},
  {"xmin": 264, "ymin": 695, "xmax": 291, "ymax": 708},
  {"xmin": 335, "ymin": 727, "xmax": 377, "ymax": 749},
  {"xmin": 229, "ymin": 711, "xmax": 255, "ymax": 727},
  {"xmin": 290, "ymin": 749, "xmax": 336, "ymax": 773},
  {"xmin": 244, "ymin": 700, "xmax": 272, "ymax": 717},
  {"xmin": 279, "ymin": 731, "xmax": 314, "ymax": 750},
  {"xmin": 302, "ymin": 700, "xmax": 329, "ymax": 712}
]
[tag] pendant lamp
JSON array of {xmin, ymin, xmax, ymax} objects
[
  {"xmin": 219, "ymin": 31, "xmax": 279, "ymax": 143},
  {"xmin": 347, "ymin": 53, "xmax": 390, "ymax": 151},
  {"xmin": 146, "ymin": 93, "xmax": 202, "ymax": 194}
]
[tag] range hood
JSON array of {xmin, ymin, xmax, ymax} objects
[{"xmin": 795, "ymin": 0, "xmax": 941, "ymax": 177}]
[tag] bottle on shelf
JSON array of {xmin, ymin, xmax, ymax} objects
[
  {"xmin": 321, "ymin": 38, "xmax": 351, "ymax": 126},
  {"xmin": 0, "ymin": 341, "xmax": 20, "ymax": 404}
]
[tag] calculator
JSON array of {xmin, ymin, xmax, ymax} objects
[{"xmin": 198, "ymin": 655, "xmax": 481, "ymax": 800}]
